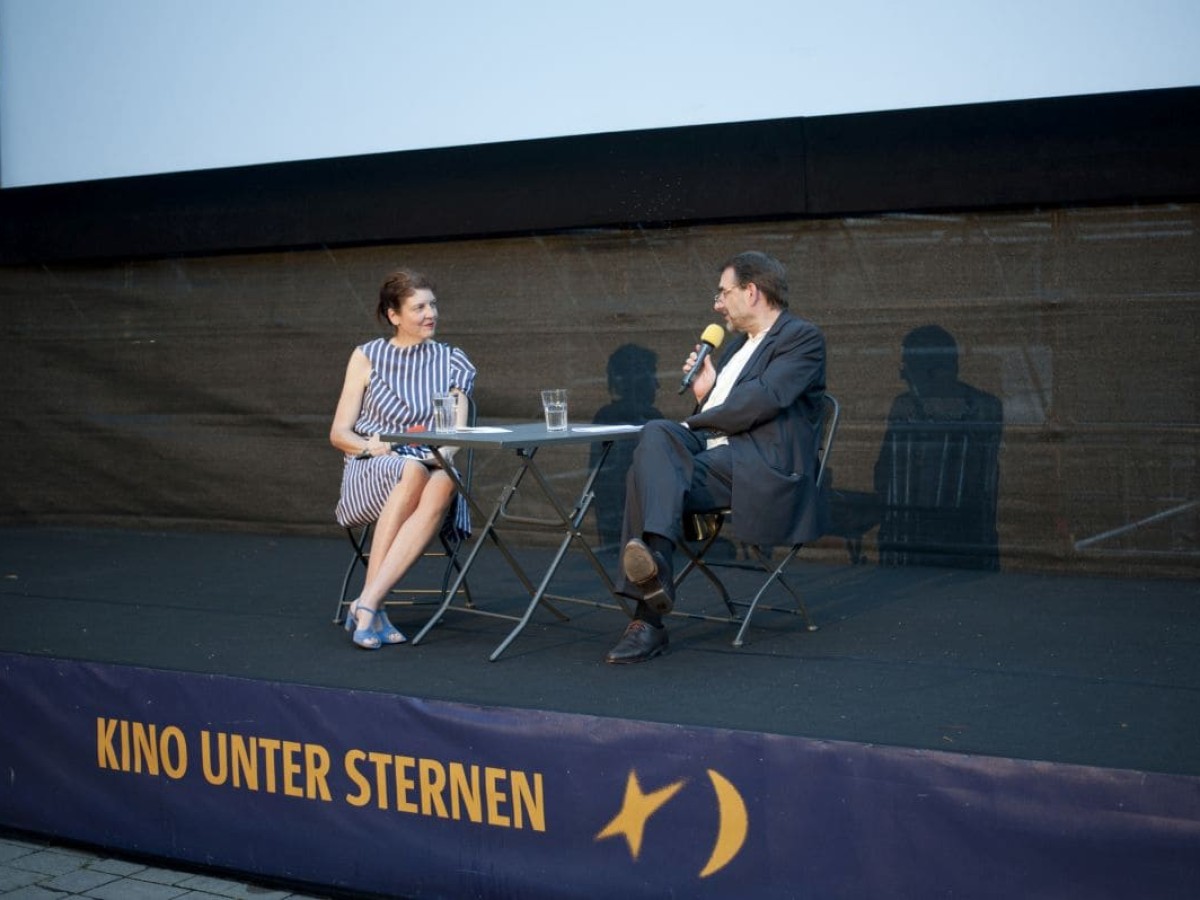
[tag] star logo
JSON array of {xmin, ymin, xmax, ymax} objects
[
  {"xmin": 595, "ymin": 770, "xmax": 685, "ymax": 859},
  {"xmin": 596, "ymin": 768, "xmax": 748, "ymax": 877}
]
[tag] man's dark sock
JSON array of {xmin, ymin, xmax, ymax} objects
[
  {"xmin": 634, "ymin": 602, "xmax": 663, "ymax": 629},
  {"xmin": 643, "ymin": 532, "xmax": 675, "ymax": 581}
]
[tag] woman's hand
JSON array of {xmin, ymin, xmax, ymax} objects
[{"xmin": 357, "ymin": 433, "xmax": 383, "ymax": 459}]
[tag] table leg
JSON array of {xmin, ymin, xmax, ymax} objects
[{"xmin": 414, "ymin": 438, "xmax": 634, "ymax": 659}]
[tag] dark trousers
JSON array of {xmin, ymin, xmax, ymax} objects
[{"xmin": 618, "ymin": 420, "xmax": 733, "ymax": 597}]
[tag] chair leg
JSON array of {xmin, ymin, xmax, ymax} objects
[
  {"xmin": 333, "ymin": 555, "xmax": 359, "ymax": 623},
  {"xmin": 732, "ymin": 544, "xmax": 814, "ymax": 646},
  {"xmin": 675, "ymin": 520, "xmax": 738, "ymax": 618},
  {"xmin": 334, "ymin": 526, "xmax": 370, "ymax": 623}
]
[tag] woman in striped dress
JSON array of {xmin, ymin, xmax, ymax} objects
[{"xmin": 330, "ymin": 269, "xmax": 476, "ymax": 649}]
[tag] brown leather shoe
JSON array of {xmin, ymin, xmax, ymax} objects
[
  {"xmin": 621, "ymin": 538, "xmax": 676, "ymax": 615},
  {"xmin": 605, "ymin": 619, "xmax": 669, "ymax": 664}
]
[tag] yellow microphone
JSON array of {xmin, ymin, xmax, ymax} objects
[{"xmin": 678, "ymin": 323, "xmax": 726, "ymax": 393}]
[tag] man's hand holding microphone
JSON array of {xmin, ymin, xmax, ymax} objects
[{"xmin": 679, "ymin": 323, "xmax": 726, "ymax": 400}]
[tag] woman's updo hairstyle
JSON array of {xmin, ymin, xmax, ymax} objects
[{"xmin": 376, "ymin": 269, "xmax": 436, "ymax": 329}]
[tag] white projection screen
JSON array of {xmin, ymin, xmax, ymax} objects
[{"xmin": 2, "ymin": 0, "xmax": 1199, "ymax": 188}]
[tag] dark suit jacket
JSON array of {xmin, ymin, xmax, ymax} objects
[{"xmin": 684, "ymin": 311, "xmax": 827, "ymax": 546}]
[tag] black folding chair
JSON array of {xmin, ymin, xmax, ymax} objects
[
  {"xmin": 331, "ymin": 396, "xmax": 477, "ymax": 625},
  {"xmin": 671, "ymin": 393, "xmax": 840, "ymax": 646}
]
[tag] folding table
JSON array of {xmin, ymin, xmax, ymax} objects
[{"xmin": 381, "ymin": 422, "xmax": 642, "ymax": 660}]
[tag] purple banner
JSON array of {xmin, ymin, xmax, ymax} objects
[{"xmin": 1, "ymin": 651, "xmax": 1198, "ymax": 898}]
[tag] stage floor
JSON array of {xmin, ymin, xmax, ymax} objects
[{"xmin": 2, "ymin": 525, "xmax": 1198, "ymax": 778}]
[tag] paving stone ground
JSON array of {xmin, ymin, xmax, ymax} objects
[{"xmin": 0, "ymin": 833, "xmax": 337, "ymax": 900}]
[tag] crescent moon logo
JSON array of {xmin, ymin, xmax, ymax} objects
[
  {"xmin": 596, "ymin": 768, "xmax": 748, "ymax": 878},
  {"xmin": 699, "ymin": 768, "xmax": 748, "ymax": 878}
]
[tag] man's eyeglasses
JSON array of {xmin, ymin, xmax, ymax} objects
[{"xmin": 713, "ymin": 285, "xmax": 739, "ymax": 303}]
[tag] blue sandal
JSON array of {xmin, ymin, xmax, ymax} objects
[
  {"xmin": 344, "ymin": 601, "xmax": 382, "ymax": 650},
  {"xmin": 375, "ymin": 610, "xmax": 407, "ymax": 645}
]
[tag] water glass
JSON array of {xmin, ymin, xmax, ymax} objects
[
  {"xmin": 433, "ymin": 393, "xmax": 458, "ymax": 432},
  {"xmin": 540, "ymin": 389, "xmax": 568, "ymax": 431}
]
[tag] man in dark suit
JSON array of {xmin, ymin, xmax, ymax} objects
[{"xmin": 607, "ymin": 251, "xmax": 828, "ymax": 663}]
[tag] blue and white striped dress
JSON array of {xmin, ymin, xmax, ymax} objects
[{"xmin": 335, "ymin": 338, "xmax": 476, "ymax": 537}]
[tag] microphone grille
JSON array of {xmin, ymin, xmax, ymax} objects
[{"xmin": 701, "ymin": 323, "xmax": 726, "ymax": 348}]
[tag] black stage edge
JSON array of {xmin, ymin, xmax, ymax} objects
[
  {"xmin": 3, "ymin": 87, "xmax": 1198, "ymax": 265},
  {"xmin": 2, "ymin": 525, "xmax": 1197, "ymax": 777}
]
